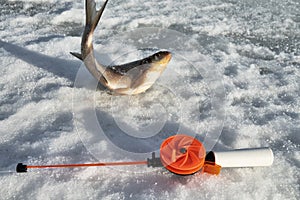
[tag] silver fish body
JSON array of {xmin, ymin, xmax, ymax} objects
[{"xmin": 71, "ymin": 0, "xmax": 172, "ymax": 95}]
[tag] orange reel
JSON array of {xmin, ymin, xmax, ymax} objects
[{"xmin": 160, "ymin": 134, "xmax": 221, "ymax": 175}]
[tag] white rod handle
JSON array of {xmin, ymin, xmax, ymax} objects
[{"xmin": 206, "ymin": 148, "xmax": 274, "ymax": 168}]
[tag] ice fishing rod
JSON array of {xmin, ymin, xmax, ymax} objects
[{"xmin": 16, "ymin": 134, "xmax": 274, "ymax": 175}]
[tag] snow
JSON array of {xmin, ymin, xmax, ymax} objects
[{"xmin": 0, "ymin": 0, "xmax": 299, "ymax": 199}]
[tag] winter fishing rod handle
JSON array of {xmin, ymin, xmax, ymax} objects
[
  {"xmin": 205, "ymin": 148, "xmax": 274, "ymax": 168},
  {"xmin": 16, "ymin": 163, "xmax": 28, "ymax": 173}
]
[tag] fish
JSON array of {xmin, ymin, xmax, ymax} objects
[{"xmin": 70, "ymin": 0, "xmax": 172, "ymax": 95}]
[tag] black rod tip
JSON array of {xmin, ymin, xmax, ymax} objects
[{"xmin": 16, "ymin": 163, "xmax": 27, "ymax": 173}]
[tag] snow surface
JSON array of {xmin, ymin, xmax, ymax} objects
[{"xmin": 0, "ymin": 0, "xmax": 299, "ymax": 199}]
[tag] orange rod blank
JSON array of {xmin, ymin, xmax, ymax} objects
[
  {"xmin": 27, "ymin": 161, "xmax": 148, "ymax": 169},
  {"xmin": 17, "ymin": 161, "xmax": 148, "ymax": 172}
]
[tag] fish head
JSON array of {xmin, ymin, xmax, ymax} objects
[{"xmin": 150, "ymin": 51, "xmax": 172, "ymax": 65}]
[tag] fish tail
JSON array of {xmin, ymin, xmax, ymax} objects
[
  {"xmin": 86, "ymin": 0, "xmax": 109, "ymax": 32},
  {"xmin": 70, "ymin": 0, "xmax": 109, "ymax": 60}
]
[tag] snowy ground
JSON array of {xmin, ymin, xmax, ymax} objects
[{"xmin": 0, "ymin": 0, "xmax": 299, "ymax": 199}]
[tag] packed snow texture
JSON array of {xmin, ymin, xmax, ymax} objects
[{"xmin": 0, "ymin": 0, "xmax": 299, "ymax": 199}]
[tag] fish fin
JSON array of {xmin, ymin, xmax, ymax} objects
[
  {"xmin": 86, "ymin": 0, "xmax": 109, "ymax": 31},
  {"xmin": 70, "ymin": 52, "xmax": 83, "ymax": 60}
]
